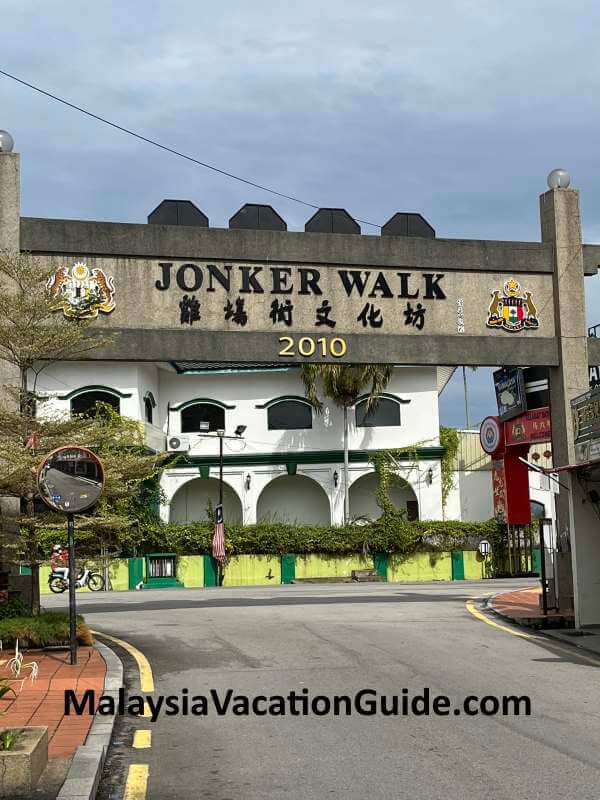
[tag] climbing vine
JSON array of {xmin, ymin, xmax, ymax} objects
[
  {"xmin": 370, "ymin": 426, "xmax": 460, "ymax": 514},
  {"xmin": 439, "ymin": 426, "xmax": 459, "ymax": 507}
]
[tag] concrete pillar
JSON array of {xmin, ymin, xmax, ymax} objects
[
  {"xmin": 0, "ymin": 146, "xmax": 21, "ymax": 537},
  {"xmin": 540, "ymin": 184, "xmax": 600, "ymax": 625},
  {"xmin": 0, "ymin": 150, "xmax": 20, "ymax": 252}
]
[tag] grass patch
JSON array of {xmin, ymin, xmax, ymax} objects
[{"xmin": 0, "ymin": 612, "xmax": 93, "ymax": 648}]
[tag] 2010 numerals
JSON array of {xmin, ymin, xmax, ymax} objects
[{"xmin": 279, "ymin": 336, "xmax": 347, "ymax": 359}]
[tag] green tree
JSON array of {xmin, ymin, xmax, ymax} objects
[
  {"xmin": 0, "ymin": 252, "xmax": 162, "ymax": 613},
  {"xmin": 301, "ymin": 364, "xmax": 392, "ymax": 522}
]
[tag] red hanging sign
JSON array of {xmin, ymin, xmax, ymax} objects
[{"xmin": 504, "ymin": 407, "xmax": 551, "ymax": 446}]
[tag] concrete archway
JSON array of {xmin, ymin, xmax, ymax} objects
[
  {"xmin": 257, "ymin": 474, "xmax": 331, "ymax": 525},
  {"xmin": 349, "ymin": 472, "xmax": 418, "ymax": 521},
  {"xmin": 169, "ymin": 477, "xmax": 243, "ymax": 524}
]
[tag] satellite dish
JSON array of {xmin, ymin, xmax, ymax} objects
[{"xmin": 38, "ymin": 446, "xmax": 104, "ymax": 514}]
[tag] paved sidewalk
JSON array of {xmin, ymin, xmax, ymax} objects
[
  {"xmin": 0, "ymin": 646, "xmax": 106, "ymax": 758},
  {"xmin": 491, "ymin": 586, "xmax": 600, "ymax": 657}
]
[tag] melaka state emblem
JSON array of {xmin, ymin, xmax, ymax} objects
[
  {"xmin": 486, "ymin": 278, "xmax": 539, "ymax": 332},
  {"xmin": 46, "ymin": 262, "xmax": 115, "ymax": 319}
]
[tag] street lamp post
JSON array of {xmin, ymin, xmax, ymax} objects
[{"xmin": 217, "ymin": 428, "xmax": 225, "ymax": 586}]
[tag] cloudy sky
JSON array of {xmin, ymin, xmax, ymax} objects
[{"xmin": 2, "ymin": 1, "xmax": 599, "ymax": 426}]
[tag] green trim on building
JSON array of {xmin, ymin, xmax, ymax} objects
[
  {"xmin": 255, "ymin": 395, "xmax": 313, "ymax": 409},
  {"xmin": 57, "ymin": 384, "xmax": 133, "ymax": 400},
  {"xmin": 168, "ymin": 446, "xmax": 445, "ymax": 470},
  {"xmin": 170, "ymin": 397, "xmax": 236, "ymax": 411},
  {"xmin": 354, "ymin": 392, "xmax": 410, "ymax": 405}
]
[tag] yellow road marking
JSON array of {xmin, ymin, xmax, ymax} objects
[
  {"xmin": 466, "ymin": 599, "xmax": 600, "ymax": 666},
  {"xmin": 133, "ymin": 730, "xmax": 152, "ymax": 749},
  {"xmin": 465, "ymin": 599, "xmax": 534, "ymax": 639},
  {"xmin": 92, "ymin": 630, "xmax": 155, "ymax": 692},
  {"xmin": 124, "ymin": 764, "xmax": 149, "ymax": 800}
]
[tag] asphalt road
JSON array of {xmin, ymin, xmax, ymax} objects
[{"xmin": 45, "ymin": 580, "xmax": 600, "ymax": 799}]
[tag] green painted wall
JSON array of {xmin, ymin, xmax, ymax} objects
[
  {"xmin": 222, "ymin": 555, "xmax": 281, "ymax": 586},
  {"xmin": 30, "ymin": 549, "xmax": 494, "ymax": 591},
  {"xmin": 178, "ymin": 556, "xmax": 204, "ymax": 588},
  {"xmin": 451, "ymin": 551, "xmax": 465, "ymax": 580},
  {"xmin": 128, "ymin": 557, "xmax": 145, "ymax": 590},
  {"xmin": 281, "ymin": 554, "xmax": 296, "ymax": 584},
  {"xmin": 388, "ymin": 552, "xmax": 453, "ymax": 582},
  {"xmin": 294, "ymin": 554, "xmax": 372, "ymax": 579}
]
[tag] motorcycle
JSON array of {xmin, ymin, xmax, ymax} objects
[{"xmin": 48, "ymin": 567, "xmax": 105, "ymax": 594}]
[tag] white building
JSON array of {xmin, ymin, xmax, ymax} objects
[
  {"xmin": 35, "ymin": 363, "xmax": 453, "ymax": 526},
  {"xmin": 445, "ymin": 430, "xmax": 557, "ymax": 525}
]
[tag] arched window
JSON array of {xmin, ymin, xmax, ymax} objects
[
  {"xmin": 355, "ymin": 397, "xmax": 401, "ymax": 428},
  {"xmin": 71, "ymin": 390, "xmax": 120, "ymax": 418},
  {"xmin": 144, "ymin": 397, "xmax": 153, "ymax": 424},
  {"xmin": 267, "ymin": 399, "xmax": 312, "ymax": 431},
  {"xmin": 144, "ymin": 392, "xmax": 156, "ymax": 425},
  {"xmin": 181, "ymin": 403, "xmax": 225, "ymax": 433}
]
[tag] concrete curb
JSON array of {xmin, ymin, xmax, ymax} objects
[
  {"xmin": 56, "ymin": 639, "xmax": 123, "ymax": 800},
  {"xmin": 486, "ymin": 593, "xmax": 600, "ymax": 660}
]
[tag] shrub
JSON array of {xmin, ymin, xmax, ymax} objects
[
  {"xmin": 0, "ymin": 597, "xmax": 28, "ymax": 620},
  {"xmin": 35, "ymin": 516, "xmax": 503, "ymax": 559},
  {"xmin": 0, "ymin": 613, "xmax": 92, "ymax": 648}
]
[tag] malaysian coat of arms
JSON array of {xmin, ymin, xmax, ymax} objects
[
  {"xmin": 46, "ymin": 262, "xmax": 115, "ymax": 319},
  {"xmin": 486, "ymin": 278, "xmax": 539, "ymax": 332}
]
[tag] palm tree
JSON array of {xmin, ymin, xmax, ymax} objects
[{"xmin": 301, "ymin": 364, "xmax": 392, "ymax": 523}]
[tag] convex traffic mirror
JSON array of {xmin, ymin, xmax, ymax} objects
[{"xmin": 38, "ymin": 446, "xmax": 104, "ymax": 513}]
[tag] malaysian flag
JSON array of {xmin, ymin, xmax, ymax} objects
[{"xmin": 212, "ymin": 504, "xmax": 226, "ymax": 564}]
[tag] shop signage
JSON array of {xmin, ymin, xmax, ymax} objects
[
  {"xmin": 493, "ymin": 367, "xmax": 526, "ymax": 421},
  {"xmin": 505, "ymin": 407, "xmax": 551, "ymax": 446},
  {"xmin": 480, "ymin": 416, "xmax": 504, "ymax": 455},
  {"xmin": 572, "ymin": 386, "xmax": 600, "ymax": 464}
]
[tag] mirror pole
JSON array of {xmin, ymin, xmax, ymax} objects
[{"xmin": 67, "ymin": 512, "xmax": 77, "ymax": 665}]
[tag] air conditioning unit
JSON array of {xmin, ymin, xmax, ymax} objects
[{"xmin": 167, "ymin": 434, "xmax": 191, "ymax": 452}]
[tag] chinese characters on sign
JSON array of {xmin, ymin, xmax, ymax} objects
[
  {"xmin": 151, "ymin": 263, "xmax": 448, "ymax": 331},
  {"xmin": 492, "ymin": 459, "xmax": 507, "ymax": 522},
  {"xmin": 457, "ymin": 297, "xmax": 465, "ymax": 333},
  {"xmin": 504, "ymin": 408, "xmax": 551, "ymax": 446}
]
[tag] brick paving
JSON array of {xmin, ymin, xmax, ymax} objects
[
  {"xmin": 0, "ymin": 646, "xmax": 106, "ymax": 758},
  {"xmin": 491, "ymin": 586, "xmax": 574, "ymax": 624}
]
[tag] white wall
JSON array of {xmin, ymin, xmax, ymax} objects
[
  {"xmin": 36, "ymin": 361, "xmax": 445, "ymax": 525},
  {"xmin": 161, "ymin": 365, "xmax": 439, "ymax": 458},
  {"xmin": 445, "ymin": 468, "xmax": 557, "ymax": 526},
  {"xmin": 35, "ymin": 363, "xmax": 440, "ymax": 458},
  {"xmin": 256, "ymin": 474, "xmax": 331, "ymax": 525},
  {"xmin": 170, "ymin": 477, "xmax": 243, "ymax": 524}
]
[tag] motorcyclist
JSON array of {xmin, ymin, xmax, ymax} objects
[{"xmin": 50, "ymin": 544, "xmax": 69, "ymax": 581}]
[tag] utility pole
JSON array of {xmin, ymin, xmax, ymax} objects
[
  {"xmin": 462, "ymin": 366, "xmax": 470, "ymax": 429},
  {"xmin": 217, "ymin": 428, "xmax": 225, "ymax": 587}
]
